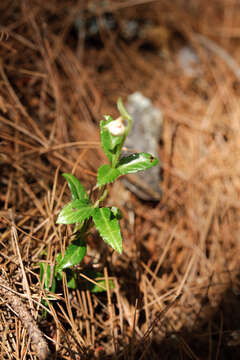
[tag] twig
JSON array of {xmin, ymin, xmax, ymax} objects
[{"xmin": 0, "ymin": 273, "xmax": 50, "ymax": 360}]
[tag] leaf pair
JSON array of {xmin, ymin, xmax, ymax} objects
[
  {"xmin": 56, "ymin": 174, "xmax": 122, "ymax": 253},
  {"xmin": 97, "ymin": 152, "xmax": 158, "ymax": 186}
]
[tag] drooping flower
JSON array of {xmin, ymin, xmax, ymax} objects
[{"xmin": 105, "ymin": 117, "xmax": 126, "ymax": 136}]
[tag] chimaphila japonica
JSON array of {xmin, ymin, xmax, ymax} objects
[{"xmin": 39, "ymin": 98, "xmax": 158, "ymax": 316}]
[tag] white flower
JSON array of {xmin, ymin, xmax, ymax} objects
[{"xmin": 105, "ymin": 117, "xmax": 126, "ymax": 136}]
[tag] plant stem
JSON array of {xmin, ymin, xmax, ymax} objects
[
  {"xmin": 111, "ymin": 98, "xmax": 132, "ymax": 168},
  {"xmin": 94, "ymin": 187, "xmax": 108, "ymax": 208}
]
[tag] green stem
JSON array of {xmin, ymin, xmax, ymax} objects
[
  {"xmin": 117, "ymin": 98, "xmax": 132, "ymax": 130},
  {"xmin": 111, "ymin": 135, "xmax": 126, "ymax": 168},
  {"xmin": 94, "ymin": 187, "xmax": 108, "ymax": 208},
  {"xmin": 111, "ymin": 98, "xmax": 133, "ymax": 169}
]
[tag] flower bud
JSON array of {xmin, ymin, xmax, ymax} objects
[{"xmin": 105, "ymin": 117, "xmax": 126, "ymax": 136}]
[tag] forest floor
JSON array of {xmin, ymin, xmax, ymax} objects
[{"xmin": 1, "ymin": 1, "xmax": 240, "ymax": 359}]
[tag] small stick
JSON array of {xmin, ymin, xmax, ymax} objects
[{"xmin": 0, "ymin": 273, "xmax": 50, "ymax": 360}]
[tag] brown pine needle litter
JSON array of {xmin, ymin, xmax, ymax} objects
[{"xmin": 1, "ymin": 0, "xmax": 240, "ymax": 359}]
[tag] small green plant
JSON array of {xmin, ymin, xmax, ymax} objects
[{"xmin": 40, "ymin": 99, "xmax": 158, "ymax": 309}]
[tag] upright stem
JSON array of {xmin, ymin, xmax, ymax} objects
[
  {"xmin": 111, "ymin": 98, "xmax": 133, "ymax": 169},
  {"xmin": 94, "ymin": 187, "xmax": 108, "ymax": 208}
]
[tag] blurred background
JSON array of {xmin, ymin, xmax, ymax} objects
[{"xmin": 1, "ymin": 0, "xmax": 240, "ymax": 358}]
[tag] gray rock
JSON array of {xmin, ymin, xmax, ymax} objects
[{"xmin": 123, "ymin": 92, "xmax": 162, "ymax": 200}]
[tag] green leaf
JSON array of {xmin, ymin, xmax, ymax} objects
[
  {"xmin": 55, "ymin": 268, "xmax": 77, "ymax": 289},
  {"xmin": 92, "ymin": 208, "xmax": 122, "ymax": 253},
  {"xmin": 100, "ymin": 118, "xmax": 124, "ymax": 164},
  {"xmin": 55, "ymin": 238, "xmax": 86, "ymax": 273},
  {"xmin": 90, "ymin": 278, "xmax": 114, "ymax": 293},
  {"xmin": 39, "ymin": 263, "xmax": 56, "ymax": 319},
  {"xmin": 97, "ymin": 164, "xmax": 120, "ymax": 186},
  {"xmin": 56, "ymin": 199, "xmax": 94, "ymax": 224},
  {"xmin": 56, "ymin": 269, "xmax": 115, "ymax": 291},
  {"xmin": 40, "ymin": 263, "xmax": 56, "ymax": 293},
  {"xmin": 63, "ymin": 173, "xmax": 89, "ymax": 201},
  {"xmin": 80, "ymin": 270, "xmax": 115, "ymax": 293},
  {"xmin": 66, "ymin": 270, "xmax": 77, "ymax": 289},
  {"xmin": 117, "ymin": 152, "xmax": 158, "ymax": 175}
]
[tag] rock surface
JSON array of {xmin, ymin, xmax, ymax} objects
[{"xmin": 123, "ymin": 92, "xmax": 162, "ymax": 200}]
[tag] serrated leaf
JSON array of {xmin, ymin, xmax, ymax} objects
[
  {"xmin": 55, "ymin": 238, "xmax": 86, "ymax": 273},
  {"xmin": 63, "ymin": 173, "xmax": 89, "ymax": 201},
  {"xmin": 97, "ymin": 164, "xmax": 120, "ymax": 186},
  {"xmin": 56, "ymin": 199, "xmax": 94, "ymax": 224},
  {"xmin": 117, "ymin": 152, "xmax": 158, "ymax": 175},
  {"xmin": 92, "ymin": 208, "xmax": 122, "ymax": 253},
  {"xmin": 100, "ymin": 119, "xmax": 124, "ymax": 164}
]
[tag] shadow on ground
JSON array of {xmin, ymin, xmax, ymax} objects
[{"xmin": 112, "ymin": 285, "xmax": 240, "ymax": 360}]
